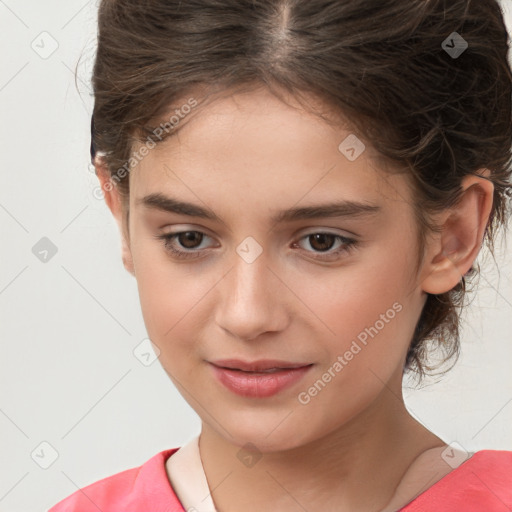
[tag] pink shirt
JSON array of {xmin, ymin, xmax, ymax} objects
[{"xmin": 48, "ymin": 449, "xmax": 512, "ymax": 511}]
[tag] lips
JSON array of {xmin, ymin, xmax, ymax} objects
[
  {"xmin": 208, "ymin": 359, "xmax": 314, "ymax": 398},
  {"xmin": 210, "ymin": 358, "xmax": 312, "ymax": 372}
]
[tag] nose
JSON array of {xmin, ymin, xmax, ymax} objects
[{"xmin": 215, "ymin": 247, "xmax": 290, "ymax": 341}]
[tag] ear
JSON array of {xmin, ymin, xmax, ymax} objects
[
  {"xmin": 420, "ymin": 169, "xmax": 494, "ymax": 295},
  {"xmin": 95, "ymin": 157, "xmax": 136, "ymax": 277}
]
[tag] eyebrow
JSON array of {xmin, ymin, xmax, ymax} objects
[{"xmin": 136, "ymin": 193, "xmax": 381, "ymax": 224}]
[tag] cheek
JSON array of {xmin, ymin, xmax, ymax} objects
[
  {"xmin": 295, "ymin": 249, "xmax": 416, "ymax": 369},
  {"xmin": 132, "ymin": 243, "xmax": 218, "ymax": 367},
  {"xmin": 132, "ymin": 244, "xmax": 188, "ymax": 339},
  {"xmin": 289, "ymin": 265, "xmax": 414, "ymax": 429}
]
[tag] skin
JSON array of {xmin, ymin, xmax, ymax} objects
[{"xmin": 96, "ymin": 85, "xmax": 494, "ymax": 511}]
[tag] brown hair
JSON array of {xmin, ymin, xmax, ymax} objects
[{"xmin": 90, "ymin": 0, "xmax": 512, "ymax": 382}]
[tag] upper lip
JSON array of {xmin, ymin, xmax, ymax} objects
[{"xmin": 209, "ymin": 359, "xmax": 312, "ymax": 372}]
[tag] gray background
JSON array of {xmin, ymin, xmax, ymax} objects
[{"xmin": 0, "ymin": 1, "xmax": 511, "ymax": 511}]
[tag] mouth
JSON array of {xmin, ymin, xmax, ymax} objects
[
  {"xmin": 209, "ymin": 359, "xmax": 313, "ymax": 372},
  {"xmin": 208, "ymin": 359, "xmax": 314, "ymax": 398}
]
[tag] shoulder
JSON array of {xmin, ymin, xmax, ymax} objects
[
  {"xmin": 402, "ymin": 450, "xmax": 512, "ymax": 511},
  {"xmin": 469, "ymin": 448, "xmax": 512, "ymax": 468},
  {"xmin": 462, "ymin": 449, "xmax": 512, "ymax": 489},
  {"xmin": 48, "ymin": 448, "xmax": 185, "ymax": 512}
]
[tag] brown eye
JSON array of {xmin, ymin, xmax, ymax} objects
[
  {"xmin": 308, "ymin": 233, "xmax": 337, "ymax": 252},
  {"xmin": 155, "ymin": 230, "xmax": 214, "ymax": 260},
  {"xmin": 295, "ymin": 232, "xmax": 358, "ymax": 261},
  {"xmin": 177, "ymin": 231, "xmax": 204, "ymax": 249}
]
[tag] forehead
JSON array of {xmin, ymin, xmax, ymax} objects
[{"xmin": 129, "ymin": 87, "xmax": 411, "ymax": 212}]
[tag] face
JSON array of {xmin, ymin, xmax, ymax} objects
[{"xmin": 121, "ymin": 86, "xmax": 430, "ymax": 452}]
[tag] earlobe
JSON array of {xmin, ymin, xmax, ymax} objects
[
  {"xmin": 120, "ymin": 235, "xmax": 136, "ymax": 277},
  {"xmin": 95, "ymin": 157, "xmax": 121, "ymax": 219},
  {"xmin": 94, "ymin": 157, "xmax": 136, "ymax": 277},
  {"xmin": 420, "ymin": 170, "xmax": 494, "ymax": 295},
  {"xmin": 421, "ymin": 232, "xmax": 469, "ymax": 295}
]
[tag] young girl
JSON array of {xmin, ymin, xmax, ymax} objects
[{"xmin": 49, "ymin": 0, "xmax": 512, "ymax": 510}]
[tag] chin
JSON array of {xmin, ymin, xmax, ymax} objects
[{"xmin": 208, "ymin": 408, "xmax": 316, "ymax": 453}]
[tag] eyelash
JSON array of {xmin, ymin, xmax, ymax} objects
[{"xmin": 154, "ymin": 230, "xmax": 358, "ymax": 262}]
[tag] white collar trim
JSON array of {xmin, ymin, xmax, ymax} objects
[{"xmin": 166, "ymin": 435, "xmax": 219, "ymax": 512}]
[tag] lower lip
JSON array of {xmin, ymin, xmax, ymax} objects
[{"xmin": 209, "ymin": 363, "xmax": 313, "ymax": 398}]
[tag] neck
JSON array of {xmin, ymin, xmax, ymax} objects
[{"xmin": 198, "ymin": 373, "xmax": 444, "ymax": 512}]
